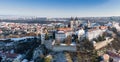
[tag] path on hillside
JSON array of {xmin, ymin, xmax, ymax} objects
[{"xmin": 94, "ymin": 38, "xmax": 114, "ymax": 50}]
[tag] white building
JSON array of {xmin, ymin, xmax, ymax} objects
[
  {"xmin": 112, "ymin": 22, "xmax": 120, "ymax": 31},
  {"xmin": 86, "ymin": 28, "xmax": 106, "ymax": 41},
  {"xmin": 55, "ymin": 28, "xmax": 73, "ymax": 42},
  {"xmin": 55, "ymin": 31, "xmax": 66, "ymax": 42},
  {"xmin": 76, "ymin": 28, "xmax": 85, "ymax": 40}
]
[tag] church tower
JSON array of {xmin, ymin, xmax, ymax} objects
[
  {"xmin": 75, "ymin": 17, "xmax": 79, "ymax": 27},
  {"xmin": 41, "ymin": 27, "xmax": 45, "ymax": 44},
  {"xmin": 87, "ymin": 20, "xmax": 91, "ymax": 28},
  {"xmin": 70, "ymin": 17, "xmax": 79, "ymax": 30},
  {"xmin": 70, "ymin": 17, "xmax": 75, "ymax": 29}
]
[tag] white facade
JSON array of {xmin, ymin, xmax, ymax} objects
[
  {"xmin": 55, "ymin": 31, "xmax": 73, "ymax": 42},
  {"xmin": 77, "ymin": 29, "xmax": 85, "ymax": 40},
  {"xmin": 86, "ymin": 29, "xmax": 106, "ymax": 40},
  {"xmin": 112, "ymin": 22, "xmax": 120, "ymax": 31}
]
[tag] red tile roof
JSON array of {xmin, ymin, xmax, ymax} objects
[{"xmin": 57, "ymin": 28, "xmax": 72, "ymax": 31}]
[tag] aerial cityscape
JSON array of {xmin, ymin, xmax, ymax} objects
[{"xmin": 0, "ymin": 0, "xmax": 120, "ymax": 62}]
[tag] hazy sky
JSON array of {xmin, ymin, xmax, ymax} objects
[{"xmin": 0, "ymin": 0, "xmax": 120, "ymax": 17}]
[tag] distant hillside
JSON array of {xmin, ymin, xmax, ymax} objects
[
  {"xmin": 0, "ymin": 19, "xmax": 68, "ymax": 24},
  {"xmin": 0, "ymin": 16, "xmax": 120, "ymax": 23}
]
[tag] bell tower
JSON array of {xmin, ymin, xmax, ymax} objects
[
  {"xmin": 87, "ymin": 20, "xmax": 91, "ymax": 28},
  {"xmin": 70, "ymin": 17, "xmax": 79, "ymax": 30},
  {"xmin": 70, "ymin": 17, "xmax": 75, "ymax": 29}
]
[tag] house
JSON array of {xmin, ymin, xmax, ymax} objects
[
  {"xmin": 55, "ymin": 28, "xmax": 73, "ymax": 42},
  {"xmin": 99, "ymin": 26, "xmax": 108, "ymax": 30},
  {"xmin": 55, "ymin": 31, "xmax": 66, "ymax": 42},
  {"xmin": 86, "ymin": 27, "xmax": 107, "ymax": 41},
  {"xmin": 107, "ymin": 51, "xmax": 120, "ymax": 62},
  {"xmin": 76, "ymin": 28, "xmax": 85, "ymax": 41}
]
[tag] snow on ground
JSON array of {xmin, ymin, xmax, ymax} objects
[
  {"xmin": 0, "ymin": 36, "xmax": 35, "ymax": 41},
  {"xmin": 10, "ymin": 36, "xmax": 34, "ymax": 41},
  {"xmin": 22, "ymin": 59, "xmax": 28, "ymax": 62},
  {"xmin": 44, "ymin": 40, "xmax": 53, "ymax": 50},
  {"xmin": 53, "ymin": 53, "xmax": 67, "ymax": 62}
]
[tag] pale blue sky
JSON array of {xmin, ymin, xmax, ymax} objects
[{"xmin": 0, "ymin": 0, "xmax": 120, "ymax": 17}]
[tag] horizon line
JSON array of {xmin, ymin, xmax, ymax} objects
[{"xmin": 0, "ymin": 14, "xmax": 120, "ymax": 18}]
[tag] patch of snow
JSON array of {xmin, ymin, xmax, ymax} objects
[
  {"xmin": 10, "ymin": 36, "xmax": 34, "ymax": 41},
  {"xmin": 22, "ymin": 59, "xmax": 28, "ymax": 62}
]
